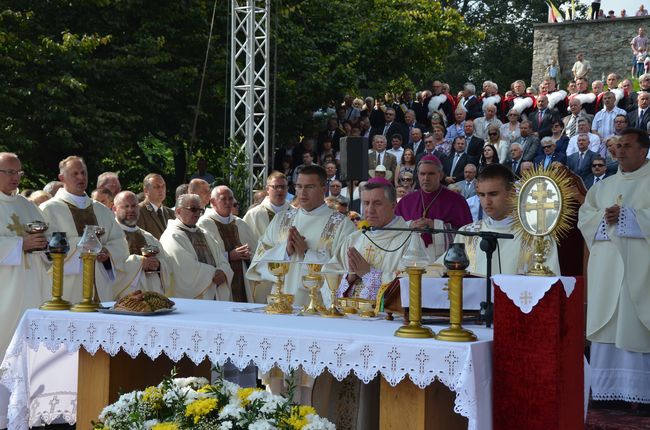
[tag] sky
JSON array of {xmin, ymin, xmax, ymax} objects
[{"xmin": 584, "ymin": 0, "xmax": 646, "ymax": 15}]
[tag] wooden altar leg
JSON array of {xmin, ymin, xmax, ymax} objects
[
  {"xmin": 379, "ymin": 378, "xmax": 468, "ymax": 430},
  {"xmin": 76, "ymin": 349, "xmax": 211, "ymax": 430}
]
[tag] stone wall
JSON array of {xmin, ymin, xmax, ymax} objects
[{"xmin": 532, "ymin": 16, "xmax": 650, "ymax": 88}]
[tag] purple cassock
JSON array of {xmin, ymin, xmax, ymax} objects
[{"xmin": 395, "ymin": 187, "xmax": 473, "ymax": 246}]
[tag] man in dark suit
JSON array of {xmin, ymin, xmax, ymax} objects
[
  {"xmin": 534, "ymin": 138, "xmax": 567, "ymax": 168},
  {"xmin": 627, "ymin": 92, "xmax": 650, "ymax": 131},
  {"xmin": 403, "ymin": 109, "xmax": 426, "ymax": 146},
  {"xmin": 368, "ymin": 135, "xmax": 398, "ymax": 174},
  {"xmin": 318, "ymin": 118, "xmax": 345, "ymax": 152},
  {"xmin": 583, "ymin": 156, "xmax": 610, "ymax": 189},
  {"xmin": 515, "ymin": 121, "xmax": 540, "ymax": 162},
  {"xmin": 409, "ymin": 127, "xmax": 426, "ymax": 157},
  {"xmin": 443, "ymin": 136, "xmax": 475, "ymax": 184},
  {"xmin": 464, "ymin": 119, "xmax": 485, "ymax": 159},
  {"xmin": 530, "ymin": 94, "xmax": 560, "ymax": 139},
  {"xmin": 503, "ymin": 142, "xmax": 524, "ymax": 176},
  {"xmin": 137, "ymin": 174, "xmax": 175, "ymax": 239},
  {"xmin": 566, "ymin": 134, "xmax": 598, "ymax": 181},
  {"xmin": 368, "ymin": 107, "xmax": 407, "ymax": 147},
  {"xmin": 461, "ymin": 82, "xmax": 483, "ymax": 120}
]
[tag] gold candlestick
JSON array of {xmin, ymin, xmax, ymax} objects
[
  {"xmin": 71, "ymin": 252, "xmax": 101, "ymax": 312},
  {"xmin": 40, "ymin": 232, "xmax": 71, "ymax": 310},
  {"xmin": 394, "ymin": 266, "xmax": 435, "ymax": 338}
]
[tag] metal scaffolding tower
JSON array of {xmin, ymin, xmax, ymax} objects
[{"xmin": 229, "ymin": 0, "xmax": 270, "ymax": 202}]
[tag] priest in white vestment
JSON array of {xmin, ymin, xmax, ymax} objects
[
  {"xmin": 316, "ymin": 177, "xmax": 418, "ymax": 430},
  {"xmin": 247, "ymin": 165, "xmax": 355, "ymax": 308},
  {"xmin": 243, "ymin": 171, "xmax": 291, "ymax": 240},
  {"xmin": 40, "ymin": 156, "xmax": 129, "ymax": 303},
  {"xmin": 578, "ymin": 128, "xmax": 650, "ymax": 406},
  {"xmin": 197, "ymin": 186, "xmax": 258, "ymax": 303},
  {"xmin": 112, "ymin": 191, "xmax": 173, "ymax": 299},
  {"xmin": 159, "ymin": 194, "xmax": 233, "ymax": 300},
  {"xmin": 438, "ymin": 164, "xmax": 560, "ymax": 276},
  {"xmin": 0, "ymin": 153, "xmax": 51, "ymax": 429}
]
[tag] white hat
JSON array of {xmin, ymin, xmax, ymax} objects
[{"xmin": 369, "ymin": 164, "xmax": 393, "ymax": 180}]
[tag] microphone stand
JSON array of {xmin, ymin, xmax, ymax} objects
[{"xmin": 363, "ymin": 225, "xmax": 514, "ymax": 328}]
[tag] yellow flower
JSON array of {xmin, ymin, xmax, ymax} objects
[
  {"xmin": 197, "ymin": 384, "xmax": 212, "ymax": 393},
  {"xmin": 151, "ymin": 423, "xmax": 178, "ymax": 430},
  {"xmin": 185, "ymin": 398, "xmax": 219, "ymax": 424},
  {"xmin": 285, "ymin": 405, "xmax": 316, "ymax": 429},
  {"xmin": 141, "ymin": 386, "xmax": 164, "ymax": 409},
  {"xmin": 237, "ymin": 387, "xmax": 262, "ymax": 406}
]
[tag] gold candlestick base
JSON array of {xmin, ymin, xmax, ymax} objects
[
  {"xmin": 40, "ymin": 298, "xmax": 72, "ymax": 311},
  {"xmin": 394, "ymin": 324, "xmax": 436, "ymax": 338},
  {"xmin": 436, "ymin": 327, "xmax": 477, "ymax": 342},
  {"xmin": 70, "ymin": 299, "xmax": 101, "ymax": 312}
]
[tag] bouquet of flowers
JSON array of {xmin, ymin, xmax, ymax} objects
[{"xmin": 93, "ymin": 372, "xmax": 335, "ymax": 430}]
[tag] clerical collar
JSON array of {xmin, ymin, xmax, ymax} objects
[
  {"xmin": 56, "ymin": 188, "xmax": 91, "ymax": 208},
  {"xmin": 117, "ymin": 221, "xmax": 139, "ymax": 232},
  {"xmin": 0, "ymin": 192, "xmax": 17, "ymax": 202},
  {"xmin": 368, "ymin": 216, "xmax": 399, "ymax": 236},
  {"xmin": 300, "ymin": 202, "xmax": 328, "ymax": 216},
  {"xmin": 270, "ymin": 202, "xmax": 285, "ymax": 213},
  {"xmin": 262, "ymin": 197, "xmax": 286, "ymax": 213},
  {"xmin": 213, "ymin": 212, "xmax": 232, "ymax": 224},
  {"xmin": 484, "ymin": 216, "xmax": 513, "ymax": 228},
  {"xmin": 170, "ymin": 218, "xmax": 198, "ymax": 232}
]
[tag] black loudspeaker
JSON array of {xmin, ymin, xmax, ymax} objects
[{"xmin": 339, "ymin": 137, "xmax": 369, "ymax": 182}]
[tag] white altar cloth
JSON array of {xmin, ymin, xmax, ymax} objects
[
  {"xmin": 1, "ymin": 299, "xmax": 493, "ymax": 430},
  {"xmin": 492, "ymin": 274, "xmax": 576, "ymax": 314},
  {"xmin": 400, "ymin": 276, "xmax": 491, "ymax": 310}
]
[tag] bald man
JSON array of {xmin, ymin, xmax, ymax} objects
[{"xmin": 188, "ymin": 178, "xmax": 211, "ymax": 208}]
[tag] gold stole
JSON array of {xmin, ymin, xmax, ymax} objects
[
  {"xmin": 124, "ymin": 230, "xmax": 148, "ymax": 256},
  {"xmin": 64, "ymin": 202, "xmax": 98, "ymax": 235},
  {"xmin": 180, "ymin": 228, "xmax": 217, "ymax": 268}
]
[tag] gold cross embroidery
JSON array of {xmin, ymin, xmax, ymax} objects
[{"xmin": 7, "ymin": 213, "xmax": 25, "ymax": 237}]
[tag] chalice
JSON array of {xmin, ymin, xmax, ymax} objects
[
  {"xmin": 265, "ymin": 262, "xmax": 294, "ymax": 314},
  {"xmin": 141, "ymin": 245, "xmax": 160, "ymax": 273},
  {"xmin": 300, "ymin": 263, "xmax": 325, "ymax": 315},
  {"xmin": 321, "ymin": 267, "xmax": 345, "ymax": 318},
  {"xmin": 24, "ymin": 221, "xmax": 49, "ymax": 252}
]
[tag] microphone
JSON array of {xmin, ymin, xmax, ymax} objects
[{"xmin": 357, "ymin": 220, "xmax": 371, "ymax": 232}]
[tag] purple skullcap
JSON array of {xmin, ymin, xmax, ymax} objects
[
  {"xmin": 367, "ymin": 177, "xmax": 392, "ymax": 186},
  {"xmin": 420, "ymin": 154, "xmax": 442, "ymax": 166}
]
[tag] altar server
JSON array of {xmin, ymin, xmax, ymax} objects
[
  {"xmin": 247, "ymin": 165, "xmax": 355, "ymax": 307},
  {"xmin": 0, "ymin": 153, "xmax": 51, "ymax": 429},
  {"xmin": 160, "ymin": 194, "xmax": 233, "ymax": 300},
  {"xmin": 578, "ymin": 128, "xmax": 650, "ymax": 408},
  {"xmin": 112, "ymin": 191, "xmax": 173, "ymax": 299},
  {"xmin": 40, "ymin": 156, "xmax": 129, "ymax": 302},
  {"xmin": 197, "ymin": 186, "xmax": 258, "ymax": 302}
]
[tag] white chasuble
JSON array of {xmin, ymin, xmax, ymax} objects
[
  {"xmin": 578, "ymin": 161, "xmax": 650, "ymax": 352},
  {"xmin": 40, "ymin": 189, "xmax": 129, "ymax": 303},
  {"xmin": 197, "ymin": 213, "xmax": 259, "ymax": 303},
  {"xmin": 112, "ymin": 223, "xmax": 173, "ymax": 300},
  {"xmin": 440, "ymin": 216, "xmax": 560, "ymax": 276},
  {"xmin": 159, "ymin": 219, "xmax": 233, "ymax": 300},
  {"xmin": 242, "ymin": 197, "xmax": 290, "ymax": 240},
  {"xmin": 247, "ymin": 203, "xmax": 355, "ymax": 307}
]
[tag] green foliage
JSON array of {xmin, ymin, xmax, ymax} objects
[{"xmin": 215, "ymin": 139, "xmax": 250, "ymax": 212}]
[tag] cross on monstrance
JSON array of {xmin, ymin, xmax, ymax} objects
[
  {"xmin": 6, "ymin": 213, "xmax": 25, "ymax": 236},
  {"xmin": 524, "ymin": 180, "xmax": 560, "ymax": 233}
]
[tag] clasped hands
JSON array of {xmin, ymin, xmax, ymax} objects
[
  {"xmin": 286, "ymin": 226, "xmax": 308, "ymax": 258},
  {"xmin": 229, "ymin": 244, "xmax": 251, "ymax": 261},
  {"xmin": 605, "ymin": 205, "xmax": 621, "ymax": 225},
  {"xmin": 411, "ymin": 217, "xmax": 435, "ymax": 230}
]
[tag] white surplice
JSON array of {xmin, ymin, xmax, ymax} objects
[
  {"xmin": 40, "ymin": 189, "xmax": 129, "ymax": 303},
  {"xmin": 159, "ymin": 219, "xmax": 233, "ymax": 300},
  {"xmin": 242, "ymin": 197, "xmax": 290, "ymax": 240},
  {"xmin": 112, "ymin": 223, "xmax": 173, "ymax": 299}
]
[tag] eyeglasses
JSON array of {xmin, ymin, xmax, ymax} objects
[
  {"xmin": 401, "ymin": 177, "xmax": 413, "ymax": 181},
  {"xmin": 330, "ymin": 184, "xmax": 342, "ymax": 188},
  {"xmin": 592, "ymin": 163, "xmax": 605, "ymax": 168},
  {"xmin": 542, "ymin": 145, "xmax": 553, "ymax": 148},
  {"xmin": 267, "ymin": 184, "xmax": 288, "ymax": 190},
  {"xmin": 352, "ymin": 217, "xmax": 361, "ymax": 221},
  {"xmin": 181, "ymin": 207, "xmax": 205, "ymax": 214},
  {"xmin": 0, "ymin": 169, "xmax": 24, "ymax": 177},
  {"xmin": 488, "ymin": 132, "xmax": 498, "ymax": 136},
  {"xmin": 508, "ymin": 114, "xmax": 519, "ymax": 117},
  {"xmin": 233, "ymin": 202, "xmax": 240, "ymax": 208}
]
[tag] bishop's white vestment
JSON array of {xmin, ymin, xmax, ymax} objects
[
  {"xmin": 0, "ymin": 193, "xmax": 52, "ymax": 429},
  {"xmin": 159, "ymin": 219, "xmax": 233, "ymax": 300},
  {"xmin": 578, "ymin": 161, "xmax": 650, "ymax": 402},
  {"xmin": 40, "ymin": 189, "xmax": 129, "ymax": 303},
  {"xmin": 112, "ymin": 222, "xmax": 173, "ymax": 300}
]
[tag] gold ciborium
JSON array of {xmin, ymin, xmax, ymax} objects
[
  {"xmin": 40, "ymin": 232, "xmax": 72, "ymax": 310},
  {"xmin": 436, "ymin": 243, "xmax": 477, "ymax": 342},
  {"xmin": 300, "ymin": 264, "xmax": 325, "ymax": 315},
  {"xmin": 71, "ymin": 225, "xmax": 103, "ymax": 312},
  {"xmin": 265, "ymin": 262, "xmax": 294, "ymax": 314}
]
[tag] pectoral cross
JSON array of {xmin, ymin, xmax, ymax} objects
[
  {"xmin": 524, "ymin": 180, "xmax": 560, "ymax": 233},
  {"xmin": 6, "ymin": 213, "xmax": 25, "ymax": 236}
]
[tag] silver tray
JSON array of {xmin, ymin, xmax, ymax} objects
[{"xmin": 97, "ymin": 307, "xmax": 176, "ymax": 316}]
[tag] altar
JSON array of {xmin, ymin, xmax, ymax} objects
[{"xmin": 0, "ymin": 299, "xmax": 493, "ymax": 430}]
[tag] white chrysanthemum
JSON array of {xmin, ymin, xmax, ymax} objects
[
  {"xmin": 304, "ymin": 414, "xmax": 336, "ymax": 430},
  {"xmin": 220, "ymin": 380, "xmax": 240, "ymax": 397},
  {"xmin": 218, "ymin": 403, "xmax": 244, "ymax": 420},
  {"xmin": 259, "ymin": 394, "xmax": 286, "ymax": 414},
  {"xmin": 144, "ymin": 419, "xmax": 160, "ymax": 429},
  {"xmin": 171, "ymin": 376, "xmax": 209, "ymax": 389},
  {"xmin": 218, "ymin": 421, "xmax": 234, "ymax": 430},
  {"xmin": 248, "ymin": 419, "xmax": 278, "ymax": 430}
]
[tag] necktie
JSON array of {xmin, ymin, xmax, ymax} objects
[
  {"xmin": 538, "ymin": 110, "xmax": 543, "ymax": 126},
  {"xmin": 578, "ymin": 153, "xmax": 585, "ymax": 170},
  {"xmin": 326, "ymin": 179, "xmax": 331, "ymax": 196},
  {"xmin": 376, "ymin": 152, "xmax": 381, "ymax": 165},
  {"xmin": 156, "ymin": 207, "xmax": 166, "ymax": 227},
  {"xmin": 639, "ymin": 109, "xmax": 645, "ymax": 128},
  {"xmin": 413, "ymin": 141, "xmax": 420, "ymax": 154},
  {"xmin": 567, "ymin": 116, "xmax": 577, "ymax": 137},
  {"xmin": 477, "ymin": 204, "xmax": 483, "ymax": 221},
  {"xmin": 451, "ymin": 153, "xmax": 461, "ymax": 175},
  {"xmin": 382, "ymin": 123, "xmax": 390, "ymax": 136},
  {"xmin": 512, "ymin": 160, "xmax": 518, "ymax": 172},
  {"xmin": 544, "ymin": 155, "xmax": 551, "ymax": 169},
  {"xmin": 595, "ymin": 177, "xmax": 600, "ymax": 185}
]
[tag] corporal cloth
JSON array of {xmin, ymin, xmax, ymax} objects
[
  {"xmin": 578, "ymin": 161, "xmax": 650, "ymax": 402},
  {"xmin": 0, "ymin": 193, "xmax": 51, "ymax": 429},
  {"xmin": 395, "ymin": 187, "xmax": 472, "ymax": 261},
  {"xmin": 40, "ymin": 189, "xmax": 129, "ymax": 302},
  {"xmin": 112, "ymin": 223, "xmax": 173, "ymax": 299},
  {"xmin": 159, "ymin": 219, "xmax": 233, "ymax": 300},
  {"xmin": 197, "ymin": 213, "xmax": 259, "ymax": 303}
]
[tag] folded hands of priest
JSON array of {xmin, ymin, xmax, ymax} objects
[
  {"xmin": 347, "ymin": 247, "xmax": 371, "ymax": 277},
  {"xmin": 604, "ymin": 204, "xmax": 621, "ymax": 225},
  {"xmin": 286, "ymin": 226, "xmax": 307, "ymax": 258}
]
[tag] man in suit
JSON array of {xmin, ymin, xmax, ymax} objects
[
  {"xmin": 319, "ymin": 118, "xmax": 344, "ymax": 151},
  {"xmin": 136, "ymin": 173, "xmax": 175, "ymax": 239},
  {"xmin": 368, "ymin": 107, "xmax": 407, "ymax": 146},
  {"xmin": 530, "ymin": 95, "xmax": 560, "ymax": 139},
  {"xmin": 461, "ymin": 82, "xmax": 483, "ymax": 120},
  {"xmin": 403, "ymin": 110, "xmax": 426, "ymax": 145},
  {"xmin": 583, "ymin": 156, "xmax": 610, "ymax": 189},
  {"xmin": 566, "ymin": 118, "xmax": 603, "ymax": 157},
  {"xmin": 368, "ymin": 135, "xmax": 398, "ymax": 174},
  {"xmin": 409, "ymin": 127, "xmax": 425, "ymax": 156},
  {"xmin": 627, "ymin": 91, "xmax": 650, "ymax": 131},
  {"xmin": 515, "ymin": 120, "xmax": 540, "ymax": 162},
  {"xmin": 443, "ymin": 136, "xmax": 474, "ymax": 185},
  {"xmin": 503, "ymin": 143, "xmax": 524, "ymax": 176},
  {"xmin": 567, "ymin": 134, "xmax": 598, "ymax": 181},
  {"xmin": 563, "ymin": 98, "xmax": 590, "ymax": 138},
  {"xmin": 464, "ymin": 119, "xmax": 485, "ymax": 159},
  {"xmin": 324, "ymin": 162, "xmax": 340, "ymax": 196},
  {"xmin": 459, "ymin": 163, "xmax": 478, "ymax": 199},
  {"xmin": 534, "ymin": 137, "xmax": 567, "ymax": 168}
]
